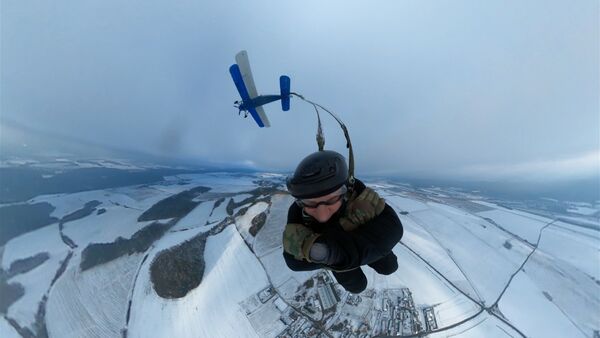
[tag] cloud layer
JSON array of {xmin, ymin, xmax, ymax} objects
[{"xmin": 2, "ymin": 0, "xmax": 598, "ymax": 181}]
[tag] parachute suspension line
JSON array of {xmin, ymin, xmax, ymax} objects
[
  {"xmin": 313, "ymin": 102, "xmax": 325, "ymax": 151},
  {"xmin": 289, "ymin": 92, "xmax": 356, "ymax": 191}
]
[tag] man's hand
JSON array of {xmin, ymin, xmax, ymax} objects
[
  {"xmin": 339, "ymin": 187, "xmax": 386, "ymax": 231},
  {"xmin": 283, "ymin": 223, "xmax": 320, "ymax": 261}
]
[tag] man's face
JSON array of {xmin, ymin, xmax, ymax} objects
[{"xmin": 300, "ymin": 187, "xmax": 345, "ymax": 223}]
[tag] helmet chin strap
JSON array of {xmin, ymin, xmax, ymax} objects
[{"xmin": 290, "ymin": 92, "xmax": 355, "ymax": 194}]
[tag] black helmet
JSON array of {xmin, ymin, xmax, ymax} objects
[{"xmin": 286, "ymin": 150, "xmax": 349, "ymax": 199}]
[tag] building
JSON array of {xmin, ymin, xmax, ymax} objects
[
  {"xmin": 317, "ymin": 283, "xmax": 337, "ymax": 310},
  {"xmin": 423, "ymin": 307, "xmax": 438, "ymax": 331},
  {"xmin": 258, "ymin": 286, "xmax": 275, "ymax": 303}
]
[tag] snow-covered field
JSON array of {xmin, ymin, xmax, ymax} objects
[
  {"xmin": 0, "ymin": 316, "xmax": 20, "ymax": 338},
  {"xmin": 1, "ymin": 170, "xmax": 598, "ymax": 338},
  {"xmin": 429, "ymin": 313, "xmax": 520, "ymax": 338},
  {"xmin": 253, "ymin": 194, "xmax": 294, "ymax": 257},
  {"xmin": 170, "ymin": 201, "xmax": 215, "ymax": 231},
  {"xmin": 2, "ymin": 223, "xmax": 71, "ymax": 331},
  {"xmin": 407, "ymin": 204, "xmax": 529, "ymax": 304},
  {"xmin": 499, "ymin": 269, "xmax": 586, "ymax": 337},
  {"xmin": 127, "ymin": 226, "xmax": 268, "ymax": 338},
  {"xmin": 370, "ymin": 244, "xmax": 482, "ymax": 327},
  {"xmin": 236, "ymin": 201, "xmax": 269, "ymax": 245},
  {"xmin": 539, "ymin": 221, "xmax": 600, "ymax": 280},
  {"xmin": 476, "ymin": 208, "xmax": 550, "ymax": 244},
  {"xmin": 46, "ymin": 252, "xmax": 142, "ymax": 337}
]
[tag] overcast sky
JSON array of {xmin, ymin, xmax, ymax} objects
[{"xmin": 2, "ymin": 0, "xmax": 598, "ymax": 182}]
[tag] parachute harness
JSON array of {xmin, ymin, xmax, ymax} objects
[{"xmin": 290, "ymin": 92, "xmax": 356, "ymax": 193}]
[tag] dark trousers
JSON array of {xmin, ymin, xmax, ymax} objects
[{"xmin": 332, "ymin": 251, "xmax": 398, "ymax": 293}]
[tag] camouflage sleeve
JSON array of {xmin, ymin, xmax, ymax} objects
[
  {"xmin": 339, "ymin": 187, "xmax": 386, "ymax": 231},
  {"xmin": 282, "ymin": 202, "xmax": 324, "ymax": 268},
  {"xmin": 282, "ymin": 222, "xmax": 320, "ymax": 260}
]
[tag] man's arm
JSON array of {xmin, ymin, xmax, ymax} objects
[
  {"xmin": 282, "ymin": 251, "xmax": 322, "ymax": 271},
  {"xmin": 318, "ymin": 203, "xmax": 404, "ymax": 271},
  {"xmin": 282, "ymin": 202, "xmax": 325, "ymax": 270}
]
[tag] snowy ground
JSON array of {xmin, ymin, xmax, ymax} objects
[
  {"xmin": 406, "ymin": 203, "xmax": 531, "ymax": 304},
  {"xmin": 1, "ymin": 171, "xmax": 598, "ymax": 338},
  {"xmin": 127, "ymin": 226, "xmax": 268, "ymax": 338},
  {"xmin": 0, "ymin": 316, "xmax": 20, "ymax": 338},
  {"xmin": 45, "ymin": 252, "xmax": 142, "ymax": 337},
  {"xmin": 253, "ymin": 194, "xmax": 293, "ymax": 257},
  {"xmin": 539, "ymin": 221, "xmax": 600, "ymax": 280},
  {"xmin": 170, "ymin": 201, "xmax": 215, "ymax": 231},
  {"xmin": 6, "ymin": 250, "xmax": 70, "ymax": 331},
  {"xmin": 476, "ymin": 208, "xmax": 550, "ymax": 244},
  {"xmin": 370, "ymin": 244, "xmax": 482, "ymax": 327},
  {"xmin": 2, "ymin": 223, "xmax": 71, "ymax": 332},
  {"xmin": 236, "ymin": 201, "xmax": 269, "ymax": 244},
  {"xmin": 498, "ymin": 269, "xmax": 586, "ymax": 338},
  {"xmin": 2, "ymin": 224, "xmax": 67, "ymax": 271},
  {"xmin": 167, "ymin": 172, "xmax": 260, "ymax": 193},
  {"xmin": 428, "ymin": 313, "xmax": 520, "ymax": 338}
]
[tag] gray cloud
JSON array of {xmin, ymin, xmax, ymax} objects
[{"xmin": 2, "ymin": 0, "xmax": 598, "ymax": 181}]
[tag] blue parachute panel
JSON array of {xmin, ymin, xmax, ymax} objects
[
  {"xmin": 229, "ymin": 64, "xmax": 251, "ymax": 102},
  {"xmin": 229, "ymin": 64, "xmax": 266, "ymax": 127},
  {"xmin": 280, "ymin": 75, "xmax": 290, "ymax": 111},
  {"xmin": 247, "ymin": 106, "xmax": 265, "ymax": 127}
]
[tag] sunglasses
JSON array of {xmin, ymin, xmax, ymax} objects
[{"xmin": 296, "ymin": 186, "xmax": 347, "ymax": 209}]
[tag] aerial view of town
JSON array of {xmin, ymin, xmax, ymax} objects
[{"xmin": 242, "ymin": 271, "xmax": 436, "ymax": 338}]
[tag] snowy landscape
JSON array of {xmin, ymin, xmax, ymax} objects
[
  {"xmin": 3, "ymin": 0, "xmax": 598, "ymax": 336},
  {"xmin": 0, "ymin": 158, "xmax": 599, "ymax": 338}
]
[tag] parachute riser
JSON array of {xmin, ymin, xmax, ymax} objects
[{"xmin": 290, "ymin": 92, "xmax": 356, "ymax": 194}]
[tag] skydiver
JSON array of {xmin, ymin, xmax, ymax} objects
[{"xmin": 282, "ymin": 150, "xmax": 404, "ymax": 293}]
